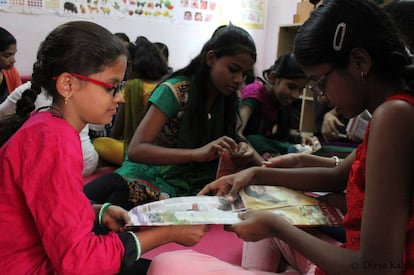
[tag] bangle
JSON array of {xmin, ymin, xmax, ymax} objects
[
  {"xmin": 331, "ymin": 155, "xmax": 340, "ymax": 167},
  {"xmin": 98, "ymin": 202, "xmax": 112, "ymax": 225},
  {"xmin": 128, "ymin": 231, "xmax": 142, "ymax": 261}
]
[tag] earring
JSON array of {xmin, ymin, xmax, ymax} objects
[
  {"xmin": 360, "ymin": 71, "xmax": 366, "ymax": 84},
  {"xmin": 64, "ymin": 97, "xmax": 68, "ymax": 105}
]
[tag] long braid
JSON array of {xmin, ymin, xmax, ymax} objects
[{"xmin": 0, "ymin": 69, "xmax": 42, "ymax": 146}]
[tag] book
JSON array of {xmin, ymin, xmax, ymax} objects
[
  {"xmin": 346, "ymin": 109, "xmax": 371, "ymax": 142},
  {"xmin": 128, "ymin": 151, "xmax": 343, "ymax": 227}
]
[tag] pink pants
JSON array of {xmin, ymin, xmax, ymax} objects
[{"xmin": 147, "ymin": 229, "xmax": 340, "ymax": 274}]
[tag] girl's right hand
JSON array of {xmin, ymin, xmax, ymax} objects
[
  {"xmin": 198, "ymin": 167, "xmax": 257, "ymax": 197},
  {"xmin": 170, "ymin": 224, "xmax": 210, "ymax": 246},
  {"xmin": 225, "ymin": 210, "xmax": 289, "ymax": 242},
  {"xmin": 262, "ymin": 153, "xmax": 304, "ymax": 168},
  {"xmin": 193, "ymin": 136, "xmax": 238, "ymax": 162}
]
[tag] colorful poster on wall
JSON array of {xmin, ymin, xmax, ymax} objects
[
  {"xmin": 61, "ymin": 0, "xmax": 176, "ymax": 20},
  {"xmin": 177, "ymin": 0, "xmax": 219, "ymax": 24},
  {"xmin": 219, "ymin": 0, "xmax": 265, "ymax": 29},
  {"xmin": 0, "ymin": 0, "xmax": 262, "ymax": 28},
  {"xmin": 1, "ymin": 0, "xmax": 59, "ymax": 13},
  {"xmin": 0, "ymin": 0, "xmax": 177, "ymax": 19}
]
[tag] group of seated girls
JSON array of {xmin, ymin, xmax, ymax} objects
[
  {"xmin": 87, "ymin": 0, "xmax": 414, "ymax": 274},
  {"xmin": 83, "ymin": 43, "xmax": 326, "ymax": 210},
  {"xmin": 2, "ymin": 0, "xmax": 414, "ymax": 273}
]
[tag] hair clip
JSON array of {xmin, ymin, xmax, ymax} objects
[{"xmin": 333, "ymin": 22, "xmax": 346, "ymax": 51}]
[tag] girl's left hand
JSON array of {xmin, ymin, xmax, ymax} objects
[
  {"xmin": 230, "ymin": 142, "xmax": 255, "ymax": 166},
  {"xmin": 103, "ymin": 205, "xmax": 132, "ymax": 232}
]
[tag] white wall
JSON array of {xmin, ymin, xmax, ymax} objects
[{"xmin": 0, "ymin": 0, "xmax": 298, "ymax": 76}]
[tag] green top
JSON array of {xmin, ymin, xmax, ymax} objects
[{"xmin": 116, "ymin": 76, "xmax": 224, "ymax": 197}]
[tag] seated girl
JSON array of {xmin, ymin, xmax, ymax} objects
[
  {"xmin": 83, "ymin": 24, "xmax": 262, "ymax": 210},
  {"xmin": 238, "ymin": 53, "xmax": 312, "ymax": 159}
]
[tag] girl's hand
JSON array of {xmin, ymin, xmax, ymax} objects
[
  {"xmin": 169, "ymin": 224, "xmax": 210, "ymax": 246},
  {"xmin": 229, "ymin": 142, "xmax": 255, "ymax": 166},
  {"xmin": 225, "ymin": 210, "xmax": 288, "ymax": 242},
  {"xmin": 102, "ymin": 205, "xmax": 131, "ymax": 232},
  {"xmin": 322, "ymin": 111, "xmax": 344, "ymax": 141},
  {"xmin": 198, "ymin": 167, "xmax": 257, "ymax": 197},
  {"xmin": 262, "ymin": 153, "xmax": 304, "ymax": 168},
  {"xmin": 193, "ymin": 136, "xmax": 238, "ymax": 162}
]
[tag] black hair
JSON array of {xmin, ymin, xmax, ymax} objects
[
  {"xmin": 131, "ymin": 37, "xmax": 169, "ymax": 81},
  {"xmin": 154, "ymin": 42, "xmax": 169, "ymax": 62},
  {"xmin": 171, "ymin": 24, "xmax": 257, "ymax": 144},
  {"xmin": 0, "ymin": 27, "xmax": 16, "ymax": 52},
  {"xmin": 114, "ymin": 32, "xmax": 130, "ymax": 44},
  {"xmin": 294, "ymin": 0, "xmax": 413, "ymax": 86},
  {"xmin": 383, "ymin": 0, "xmax": 414, "ymax": 53},
  {"xmin": 0, "ymin": 21, "xmax": 128, "ymax": 146},
  {"xmin": 262, "ymin": 53, "xmax": 306, "ymax": 82}
]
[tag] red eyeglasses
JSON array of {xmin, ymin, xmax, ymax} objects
[{"xmin": 53, "ymin": 72, "xmax": 126, "ymax": 97}]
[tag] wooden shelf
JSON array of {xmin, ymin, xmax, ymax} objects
[{"xmin": 276, "ymin": 23, "xmax": 314, "ymax": 134}]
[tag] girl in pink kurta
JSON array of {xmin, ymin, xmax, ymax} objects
[{"xmin": 0, "ymin": 21, "xmax": 208, "ymax": 274}]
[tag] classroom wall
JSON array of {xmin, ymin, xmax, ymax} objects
[{"xmin": 0, "ymin": 0, "xmax": 299, "ymax": 76}]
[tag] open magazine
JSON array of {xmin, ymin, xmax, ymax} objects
[{"xmin": 128, "ymin": 151, "xmax": 343, "ymax": 227}]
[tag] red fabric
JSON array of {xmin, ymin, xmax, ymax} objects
[
  {"xmin": 83, "ymin": 166, "xmax": 116, "ymax": 185},
  {"xmin": 316, "ymin": 93, "xmax": 414, "ymax": 275},
  {"xmin": 2, "ymin": 66, "xmax": 21, "ymax": 93},
  {"xmin": 0, "ymin": 112, "xmax": 125, "ymax": 274}
]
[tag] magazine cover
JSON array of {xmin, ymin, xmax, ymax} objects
[
  {"xmin": 128, "ymin": 150, "xmax": 343, "ymax": 227},
  {"xmin": 128, "ymin": 186, "xmax": 343, "ymax": 226}
]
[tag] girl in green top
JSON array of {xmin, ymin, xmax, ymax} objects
[{"xmin": 84, "ymin": 24, "xmax": 262, "ymax": 210}]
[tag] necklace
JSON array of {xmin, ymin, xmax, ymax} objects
[
  {"xmin": 49, "ymin": 105, "xmax": 64, "ymax": 118},
  {"xmin": 37, "ymin": 105, "xmax": 64, "ymax": 118}
]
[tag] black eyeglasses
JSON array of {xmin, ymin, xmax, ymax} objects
[
  {"xmin": 309, "ymin": 67, "xmax": 334, "ymax": 97},
  {"xmin": 53, "ymin": 73, "xmax": 126, "ymax": 97}
]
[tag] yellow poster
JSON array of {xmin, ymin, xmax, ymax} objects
[{"xmin": 220, "ymin": 0, "xmax": 265, "ymax": 29}]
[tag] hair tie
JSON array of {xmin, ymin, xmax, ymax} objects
[{"xmin": 333, "ymin": 22, "xmax": 346, "ymax": 51}]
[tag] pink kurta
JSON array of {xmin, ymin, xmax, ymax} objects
[{"xmin": 0, "ymin": 112, "xmax": 125, "ymax": 274}]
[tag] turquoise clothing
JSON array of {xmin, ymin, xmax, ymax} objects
[{"xmin": 116, "ymin": 76, "xmax": 224, "ymax": 197}]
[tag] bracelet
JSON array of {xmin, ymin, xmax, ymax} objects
[
  {"xmin": 98, "ymin": 202, "xmax": 112, "ymax": 225},
  {"xmin": 331, "ymin": 155, "xmax": 340, "ymax": 167},
  {"xmin": 128, "ymin": 231, "xmax": 142, "ymax": 261}
]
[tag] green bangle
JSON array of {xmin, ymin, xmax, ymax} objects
[
  {"xmin": 128, "ymin": 231, "xmax": 142, "ymax": 261},
  {"xmin": 98, "ymin": 202, "xmax": 112, "ymax": 225}
]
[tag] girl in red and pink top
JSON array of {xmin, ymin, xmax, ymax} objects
[
  {"xmin": 148, "ymin": 0, "xmax": 414, "ymax": 274},
  {"xmin": 0, "ymin": 27, "xmax": 21, "ymax": 104},
  {"xmin": 0, "ymin": 21, "xmax": 208, "ymax": 274}
]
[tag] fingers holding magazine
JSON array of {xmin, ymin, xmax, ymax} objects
[{"xmin": 225, "ymin": 210, "xmax": 290, "ymax": 242}]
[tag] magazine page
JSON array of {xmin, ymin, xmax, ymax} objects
[
  {"xmin": 239, "ymin": 185, "xmax": 343, "ymax": 226},
  {"xmin": 218, "ymin": 151, "xmax": 343, "ymax": 226},
  {"xmin": 215, "ymin": 149, "xmax": 246, "ymax": 179},
  {"xmin": 128, "ymin": 150, "xmax": 343, "ymax": 227},
  {"xmin": 128, "ymin": 195, "xmax": 245, "ymax": 226},
  {"xmin": 128, "ymin": 186, "xmax": 343, "ymax": 226}
]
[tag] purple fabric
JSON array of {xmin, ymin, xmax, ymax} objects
[{"xmin": 240, "ymin": 82, "xmax": 278, "ymax": 136}]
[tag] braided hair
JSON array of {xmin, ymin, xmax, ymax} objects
[{"xmin": 0, "ymin": 21, "xmax": 127, "ymax": 146}]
